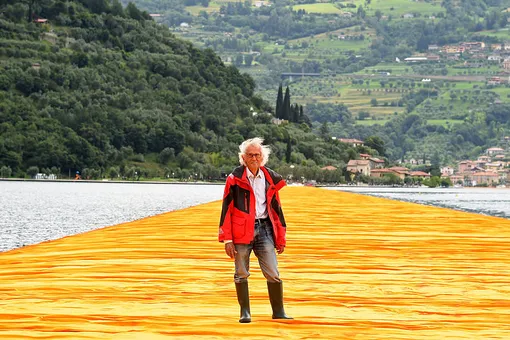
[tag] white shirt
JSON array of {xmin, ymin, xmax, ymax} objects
[{"xmin": 246, "ymin": 167, "xmax": 268, "ymax": 219}]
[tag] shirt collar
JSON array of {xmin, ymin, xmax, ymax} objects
[{"xmin": 246, "ymin": 167, "xmax": 263, "ymax": 179}]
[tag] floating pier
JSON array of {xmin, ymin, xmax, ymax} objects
[{"xmin": 1, "ymin": 187, "xmax": 509, "ymax": 339}]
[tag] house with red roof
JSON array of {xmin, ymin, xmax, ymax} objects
[
  {"xmin": 410, "ymin": 171, "xmax": 431, "ymax": 179},
  {"xmin": 471, "ymin": 171, "xmax": 499, "ymax": 186},
  {"xmin": 347, "ymin": 160, "xmax": 370, "ymax": 176},
  {"xmin": 338, "ymin": 138, "xmax": 364, "ymax": 147},
  {"xmin": 486, "ymin": 147, "xmax": 505, "ymax": 156}
]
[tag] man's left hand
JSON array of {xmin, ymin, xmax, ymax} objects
[{"xmin": 276, "ymin": 245, "xmax": 285, "ymax": 254}]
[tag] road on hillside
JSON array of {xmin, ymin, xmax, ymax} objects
[{"xmin": 348, "ymin": 74, "xmax": 489, "ymax": 82}]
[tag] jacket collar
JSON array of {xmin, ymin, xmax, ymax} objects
[{"xmin": 232, "ymin": 165, "xmax": 286, "ymax": 191}]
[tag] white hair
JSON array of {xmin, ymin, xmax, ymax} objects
[{"xmin": 238, "ymin": 137, "xmax": 271, "ymax": 167}]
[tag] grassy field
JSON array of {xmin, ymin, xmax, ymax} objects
[
  {"xmin": 475, "ymin": 29, "xmax": 510, "ymax": 39},
  {"xmin": 426, "ymin": 119, "xmax": 464, "ymax": 127},
  {"xmin": 185, "ymin": 3, "xmax": 222, "ymax": 15},
  {"xmin": 340, "ymin": 0, "xmax": 445, "ymax": 17},
  {"xmin": 263, "ymin": 27, "xmax": 375, "ymax": 60},
  {"xmin": 185, "ymin": 0, "xmax": 251, "ymax": 15},
  {"xmin": 448, "ymin": 81, "xmax": 485, "ymax": 89},
  {"xmin": 447, "ymin": 64, "xmax": 502, "ymax": 76},
  {"xmin": 354, "ymin": 119, "xmax": 389, "ymax": 125},
  {"xmin": 291, "ymin": 3, "xmax": 344, "ymax": 14},
  {"xmin": 358, "ymin": 63, "xmax": 414, "ymax": 75},
  {"xmin": 488, "ymin": 87, "xmax": 510, "ymax": 102}
]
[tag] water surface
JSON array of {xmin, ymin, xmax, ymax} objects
[
  {"xmin": 0, "ymin": 181, "xmax": 224, "ymax": 252},
  {"xmin": 329, "ymin": 186, "xmax": 510, "ymax": 219}
]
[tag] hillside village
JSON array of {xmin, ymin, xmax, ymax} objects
[
  {"xmin": 345, "ymin": 137, "xmax": 510, "ymax": 187},
  {"xmin": 405, "ymin": 41, "xmax": 510, "ymax": 85}
]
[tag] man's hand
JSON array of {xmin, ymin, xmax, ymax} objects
[
  {"xmin": 276, "ymin": 245, "xmax": 285, "ymax": 254},
  {"xmin": 225, "ymin": 243, "xmax": 237, "ymax": 259}
]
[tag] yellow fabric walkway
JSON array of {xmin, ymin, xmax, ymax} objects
[{"xmin": 1, "ymin": 187, "xmax": 510, "ymax": 339}]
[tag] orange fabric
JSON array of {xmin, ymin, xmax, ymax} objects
[{"xmin": 1, "ymin": 187, "xmax": 510, "ymax": 339}]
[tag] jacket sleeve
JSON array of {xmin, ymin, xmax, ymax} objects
[
  {"xmin": 218, "ymin": 176, "xmax": 234, "ymax": 243},
  {"xmin": 274, "ymin": 191, "xmax": 287, "ymax": 247}
]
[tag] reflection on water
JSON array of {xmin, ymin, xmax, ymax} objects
[
  {"xmin": 328, "ymin": 186, "xmax": 510, "ymax": 219},
  {"xmin": 0, "ymin": 181, "xmax": 224, "ymax": 252}
]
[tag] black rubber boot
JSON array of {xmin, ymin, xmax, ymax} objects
[
  {"xmin": 267, "ymin": 281, "xmax": 293, "ymax": 319},
  {"xmin": 235, "ymin": 282, "xmax": 251, "ymax": 323}
]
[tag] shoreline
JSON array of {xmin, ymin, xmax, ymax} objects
[
  {"xmin": 0, "ymin": 178, "xmax": 223, "ymax": 185},
  {"xmin": 1, "ymin": 178, "xmax": 508, "ymax": 189}
]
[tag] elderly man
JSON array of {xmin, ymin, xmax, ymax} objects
[{"xmin": 218, "ymin": 137, "xmax": 293, "ymax": 323}]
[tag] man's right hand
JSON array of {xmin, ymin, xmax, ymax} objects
[{"xmin": 225, "ymin": 242, "xmax": 237, "ymax": 259}]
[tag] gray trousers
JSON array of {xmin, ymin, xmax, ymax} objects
[{"xmin": 234, "ymin": 220, "xmax": 281, "ymax": 284}]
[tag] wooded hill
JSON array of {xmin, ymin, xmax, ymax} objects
[{"xmin": 0, "ymin": 0, "xmax": 363, "ymax": 181}]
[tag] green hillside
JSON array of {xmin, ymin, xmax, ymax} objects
[
  {"xmin": 3, "ymin": 0, "xmax": 510, "ymax": 181},
  {"xmin": 0, "ymin": 0, "xmax": 363, "ymax": 182}
]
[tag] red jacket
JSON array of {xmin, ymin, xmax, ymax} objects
[{"xmin": 218, "ymin": 166, "xmax": 287, "ymax": 247}]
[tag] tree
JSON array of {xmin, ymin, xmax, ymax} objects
[
  {"xmin": 319, "ymin": 122, "xmax": 330, "ymax": 140},
  {"xmin": 27, "ymin": 166, "xmax": 39, "ymax": 178},
  {"xmin": 244, "ymin": 54, "xmax": 254, "ymax": 66},
  {"xmin": 126, "ymin": 2, "xmax": 143, "ymax": 20},
  {"xmin": 22, "ymin": 0, "xmax": 50, "ymax": 22},
  {"xmin": 364, "ymin": 136, "xmax": 385, "ymax": 156},
  {"xmin": 275, "ymin": 84, "xmax": 283, "ymax": 118},
  {"xmin": 110, "ymin": 0, "xmax": 124, "ymax": 17},
  {"xmin": 290, "ymin": 104, "xmax": 299, "ymax": 123},
  {"xmin": 358, "ymin": 111, "xmax": 370, "ymax": 120},
  {"xmin": 159, "ymin": 147, "xmax": 175, "ymax": 164},
  {"xmin": 282, "ymin": 86, "xmax": 291, "ymax": 120},
  {"xmin": 417, "ymin": 35, "xmax": 430, "ymax": 52},
  {"xmin": 357, "ymin": 6, "xmax": 366, "ymax": 18},
  {"xmin": 0, "ymin": 166, "xmax": 12, "ymax": 178},
  {"xmin": 234, "ymin": 54, "xmax": 244, "ymax": 67},
  {"xmin": 82, "ymin": 0, "xmax": 109, "ymax": 14},
  {"xmin": 440, "ymin": 177, "xmax": 452, "ymax": 187},
  {"xmin": 430, "ymin": 151, "xmax": 441, "ymax": 177},
  {"xmin": 285, "ymin": 137, "xmax": 292, "ymax": 163},
  {"xmin": 108, "ymin": 166, "xmax": 119, "ymax": 180},
  {"xmin": 375, "ymin": 9, "xmax": 382, "ymax": 21}
]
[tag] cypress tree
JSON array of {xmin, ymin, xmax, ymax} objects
[
  {"xmin": 298, "ymin": 105, "xmax": 304, "ymax": 123},
  {"xmin": 282, "ymin": 86, "xmax": 291, "ymax": 120},
  {"xmin": 275, "ymin": 84, "xmax": 283, "ymax": 118},
  {"xmin": 291, "ymin": 104, "xmax": 299, "ymax": 123},
  {"xmin": 285, "ymin": 137, "xmax": 292, "ymax": 163}
]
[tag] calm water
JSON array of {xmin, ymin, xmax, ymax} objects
[
  {"xmin": 329, "ymin": 186, "xmax": 510, "ymax": 219},
  {"xmin": 0, "ymin": 181, "xmax": 224, "ymax": 252},
  {"xmin": 2, "ymin": 182, "xmax": 509, "ymax": 252}
]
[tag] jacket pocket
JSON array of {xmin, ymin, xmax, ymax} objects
[{"xmin": 232, "ymin": 215, "xmax": 246, "ymax": 239}]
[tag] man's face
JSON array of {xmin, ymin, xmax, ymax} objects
[{"xmin": 243, "ymin": 145, "xmax": 263, "ymax": 171}]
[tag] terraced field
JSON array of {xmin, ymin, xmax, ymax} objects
[{"xmin": 291, "ymin": 3, "xmax": 344, "ymax": 14}]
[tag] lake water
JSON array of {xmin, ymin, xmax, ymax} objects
[
  {"xmin": 2, "ymin": 182, "xmax": 509, "ymax": 252},
  {"xmin": 328, "ymin": 186, "xmax": 510, "ymax": 219},
  {"xmin": 0, "ymin": 181, "xmax": 224, "ymax": 252}
]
